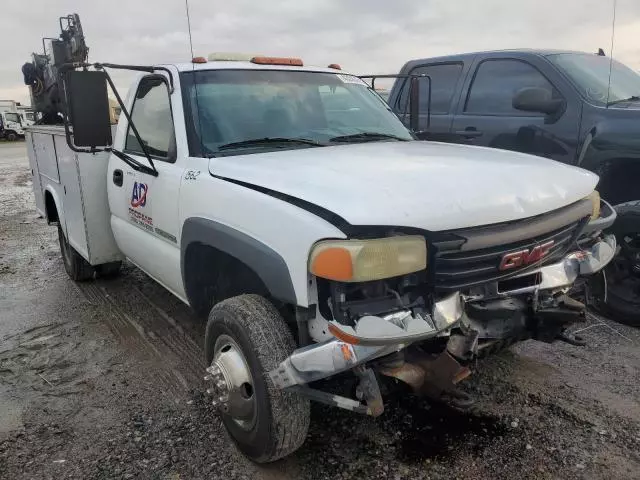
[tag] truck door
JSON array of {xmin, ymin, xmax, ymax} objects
[
  {"xmin": 451, "ymin": 57, "xmax": 578, "ymax": 163},
  {"xmin": 392, "ymin": 62, "xmax": 466, "ymax": 141},
  {"xmin": 107, "ymin": 74, "xmax": 186, "ymax": 299}
]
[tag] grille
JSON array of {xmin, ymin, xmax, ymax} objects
[{"xmin": 433, "ymin": 219, "xmax": 586, "ymax": 291}]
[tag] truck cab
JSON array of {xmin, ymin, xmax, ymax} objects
[
  {"xmin": 389, "ymin": 50, "xmax": 640, "ymax": 322},
  {"xmin": 0, "ymin": 111, "xmax": 25, "ymax": 140},
  {"xmin": 19, "ymin": 111, "xmax": 35, "ymax": 127}
]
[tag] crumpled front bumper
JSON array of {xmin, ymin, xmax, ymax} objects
[
  {"xmin": 327, "ymin": 291, "xmax": 464, "ymax": 347},
  {"xmin": 269, "ymin": 292, "xmax": 464, "ymax": 389},
  {"xmin": 324, "ymin": 234, "xmax": 617, "ymax": 346},
  {"xmin": 269, "ymin": 235, "xmax": 617, "ymax": 389},
  {"xmin": 533, "ymin": 233, "xmax": 616, "ymax": 286},
  {"xmin": 485, "ymin": 234, "xmax": 616, "ymax": 298}
]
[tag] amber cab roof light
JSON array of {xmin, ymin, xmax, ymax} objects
[
  {"xmin": 327, "ymin": 63, "xmax": 341, "ymax": 70},
  {"xmin": 208, "ymin": 52, "xmax": 255, "ymax": 61},
  {"xmin": 191, "ymin": 56, "xmax": 207, "ymax": 64},
  {"xmin": 250, "ymin": 56, "xmax": 304, "ymax": 66}
]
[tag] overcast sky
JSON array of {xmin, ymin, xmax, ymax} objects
[{"xmin": 1, "ymin": 0, "xmax": 639, "ymax": 105}]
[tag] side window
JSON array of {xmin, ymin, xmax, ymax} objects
[
  {"xmin": 399, "ymin": 63, "xmax": 464, "ymax": 114},
  {"xmin": 465, "ymin": 59, "xmax": 559, "ymax": 115},
  {"xmin": 124, "ymin": 77, "xmax": 174, "ymax": 159}
]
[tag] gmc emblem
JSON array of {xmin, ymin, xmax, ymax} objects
[{"xmin": 499, "ymin": 240, "xmax": 555, "ymax": 271}]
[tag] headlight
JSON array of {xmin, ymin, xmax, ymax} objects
[
  {"xmin": 309, "ymin": 236, "xmax": 427, "ymax": 282},
  {"xmin": 587, "ymin": 190, "xmax": 601, "ymax": 221}
]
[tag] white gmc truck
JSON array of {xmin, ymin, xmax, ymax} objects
[{"xmin": 25, "ymin": 53, "xmax": 617, "ymax": 462}]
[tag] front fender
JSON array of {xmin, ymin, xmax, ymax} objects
[
  {"xmin": 579, "ymin": 120, "xmax": 640, "ymax": 175},
  {"xmin": 181, "ymin": 217, "xmax": 297, "ymax": 305}
]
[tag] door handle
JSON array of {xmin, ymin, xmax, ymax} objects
[
  {"xmin": 455, "ymin": 128, "xmax": 483, "ymax": 138},
  {"xmin": 113, "ymin": 169, "xmax": 123, "ymax": 187}
]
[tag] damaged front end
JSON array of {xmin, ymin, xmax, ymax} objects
[
  {"xmin": 453, "ymin": 230, "xmax": 617, "ymax": 359},
  {"xmin": 268, "ymin": 197, "xmax": 616, "ymax": 416}
]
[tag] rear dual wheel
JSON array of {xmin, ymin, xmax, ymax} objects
[{"xmin": 57, "ymin": 225, "xmax": 121, "ymax": 281}]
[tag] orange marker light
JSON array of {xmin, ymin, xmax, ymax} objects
[
  {"xmin": 340, "ymin": 343, "xmax": 354, "ymax": 361},
  {"xmin": 327, "ymin": 64, "xmax": 341, "ymax": 70},
  {"xmin": 251, "ymin": 56, "xmax": 304, "ymax": 66},
  {"xmin": 328, "ymin": 323, "xmax": 361, "ymax": 345},
  {"xmin": 192, "ymin": 56, "xmax": 207, "ymax": 64},
  {"xmin": 310, "ymin": 247, "xmax": 353, "ymax": 281}
]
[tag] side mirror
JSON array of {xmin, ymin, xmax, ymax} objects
[
  {"xmin": 64, "ymin": 70, "xmax": 112, "ymax": 147},
  {"xmin": 409, "ymin": 76, "xmax": 420, "ymax": 132},
  {"xmin": 512, "ymin": 87, "xmax": 563, "ymax": 115}
]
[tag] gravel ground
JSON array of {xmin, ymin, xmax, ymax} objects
[{"xmin": 1, "ymin": 141, "xmax": 639, "ymax": 479}]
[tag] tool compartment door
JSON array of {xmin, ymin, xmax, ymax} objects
[
  {"xmin": 54, "ymin": 135, "xmax": 89, "ymax": 259},
  {"xmin": 24, "ymin": 132, "xmax": 45, "ymax": 216},
  {"xmin": 76, "ymin": 128, "xmax": 123, "ymax": 265}
]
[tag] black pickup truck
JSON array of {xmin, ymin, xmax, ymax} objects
[{"xmin": 388, "ymin": 49, "xmax": 640, "ymax": 324}]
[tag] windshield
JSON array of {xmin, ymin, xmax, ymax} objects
[
  {"xmin": 181, "ymin": 69, "xmax": 412, "ymax": 156},
  {"xmin": 548, "ymin": 53, "xmax": 640, "ymax": 105},
  {"xmin": 4, "ymin": 112, "xmax": 20, "ymax": 124}
]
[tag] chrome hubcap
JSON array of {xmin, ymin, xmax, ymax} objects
[{"xmin": 205, "ymin": 335, "xmax": 256, "ymax": 430}]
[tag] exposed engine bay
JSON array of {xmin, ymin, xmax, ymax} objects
[{"xmin": 274, "ymin": 204, "xmax": 618, "ymax": 414}]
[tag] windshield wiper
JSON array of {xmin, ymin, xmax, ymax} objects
[
  {"xmin": 217, "ymin": 137, "xmax": 325, "ymax": 151},
  {"xmin": 607, "ymin": 95, "xmax": 640, "ymax": 106},
  {"xmin": 329, "ymin": 132, "xmax": 409, "ymax": 143},
  {"xmin": 111, "ymin": 149, "xmax": 158, "ymax": 176}
]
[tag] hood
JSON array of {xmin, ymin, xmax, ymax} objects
[{"xmin": 208, "ymin": 141, "xmax": 598, "ymax": 232}]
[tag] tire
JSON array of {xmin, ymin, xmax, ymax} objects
[
  {"xmin": 205, "ymin": 294, "xmax": 310, "ymax": 462},
  {"xmin": 57, "ymin": 225, "xmax": 95, "ymax": 281},
  {"xmin": 592, "ymin": 202, "xmax": 640, "ymax": 326},
  {"xmin": 96, "ymin": 261, "xmax": 122, "ymax": 278},
  {"xmin": 6, "ymin": 132, "xmax": 17, "ymax": 142}
]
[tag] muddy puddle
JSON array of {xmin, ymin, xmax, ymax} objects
[
  {"xmin": 393, "ymin": 403, "xmax": 507, "ymax": 461},
  {"xmin": 73, "ymin": 271, "xmax": 206, "ymax": 397},
  {"xmin": 289, "ymin": 387, "xmax": 512, "ymax": 477}
]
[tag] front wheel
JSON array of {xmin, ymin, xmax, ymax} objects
[
  {"xmin": 6, "ymin": 132, "xmax": 17, "ymax": 142},
  {"xmin": 204, "ymin": 295, "xmax": 310, "ymax": 462},
  {"xmin": 58, "ymin": 225, "xmax": 95, "ymax": 281},
  {"xmin": 591, "ymin": 202, "xmax": 640, "ymax": 326}
]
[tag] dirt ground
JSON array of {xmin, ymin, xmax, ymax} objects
[{"xmin": 0, "ymin": 140, "xmax": 639, "ymax": 480}]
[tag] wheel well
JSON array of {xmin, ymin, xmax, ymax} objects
[
  {"xmin": 597, "ymin": 159, "xmax": 640, "ymax": 206},
  {"xmin": 44, "ymin": 191, "xmax": 59, "ymax": 223},
  {"xmin": 184, "ymin": 242, "xmax": 271, "ymax": 317}
]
